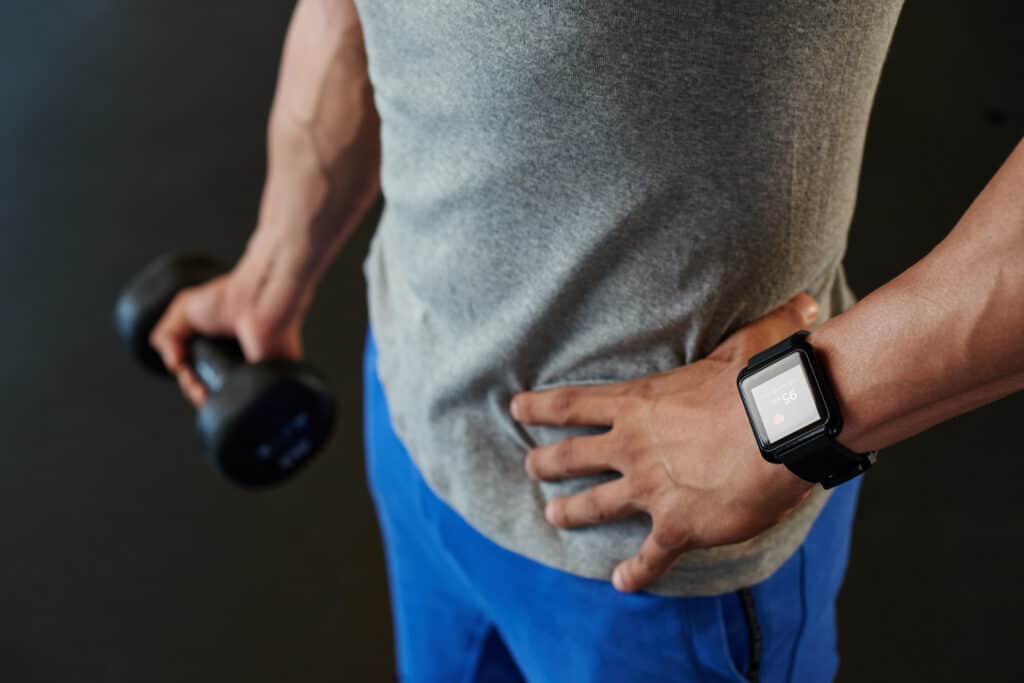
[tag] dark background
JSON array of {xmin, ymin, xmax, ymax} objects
[{"xmin": 2, "ymin": 1, "xmax": 1022, "ymax": 681}]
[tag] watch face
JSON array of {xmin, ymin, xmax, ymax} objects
[{"xmin": 739, "ymin": 350, "xmax": 826, "ymax": 448}]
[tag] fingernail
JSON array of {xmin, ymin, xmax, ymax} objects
[
  {"xmin": 544, "ymin": 501, "xmax": 558, "ymax": 525},
  {"xmin": 509, "ymin": 396, "xmax": 521, "ymax": 420},
  {"xmin": 612, "ymin": 568, "xmax": 625, "ymax": 591}
]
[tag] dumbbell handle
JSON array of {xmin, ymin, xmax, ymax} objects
[{"xmin": 188, "ymin": 336, "xmax": 246, "ymax": 393}]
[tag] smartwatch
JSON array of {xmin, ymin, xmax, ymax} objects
[{"xmin": 736, "ymin": 331, "xmax": 877, "ymax": 489}]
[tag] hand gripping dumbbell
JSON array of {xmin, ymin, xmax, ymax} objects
[{"xmin": 114, "ymin": 253, "xmax": 336, "ymax": 488}]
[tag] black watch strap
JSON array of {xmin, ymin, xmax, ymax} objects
[{"xmin": 784, "ymin": 437, "xmax": 877, "ymax": 490}]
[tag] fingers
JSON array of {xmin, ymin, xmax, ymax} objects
[
  {"xmin": 149, "ymin": 295, "xmax": 190, "ymax": 374},
  {"xmin": 175, "ymin": 368, "xmax": 207, "ymax": 407},
  {"xmin": 544, "ymin": 478, "xmax": 639, "ymax": 529},
  {"xmin": 147, "ymin": 266, "xmax": 309, "ymax": 413},
  {"xmin": 510, "ymin": 386, "xmax": 620, "ymax": 426},
  {"xmin": 612, "ymin": 525, "xmax": 688, "ymax": 593},
  {"xmin": 150, "ymin": 278, "xmax": 236, "ymax": 407},
  {"xmin": 525, "ymin": 434, "xmax": 618, "ymax": 481},
  {"xmin": 149, "ymin": 278, "xmax": 233, "ymax": 374}
]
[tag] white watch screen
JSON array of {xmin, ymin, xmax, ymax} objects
[{"xmin": 740, "ymin": 351, "xmax": 823, "ymax": 445}]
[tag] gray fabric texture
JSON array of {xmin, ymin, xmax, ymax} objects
[{"xmin": 355, "ymin": 0, "xmax": 904, "ymax": 595}]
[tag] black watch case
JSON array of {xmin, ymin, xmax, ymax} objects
[{"xmin": 736, "ymin": 331, "xmax": 842, "ymax": 465}]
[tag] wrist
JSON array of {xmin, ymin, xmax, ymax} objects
[
  {"xmin": 737, "ymin": 328, "xmax": 878, "ymax": 488},
  {"xmin": 233, "ymin": 231, "xmax": 319, "ymax": 314},
  {"xmin": 805, "ymin": 325, "xmax": 878, "ymax": 453},
  {"xmin": 728, "ymin": 372, "xmax": 816, "ymax": 500},
  {"xmin": 751, "ymin": 439, "xmax": 816, "ymax": 498}
]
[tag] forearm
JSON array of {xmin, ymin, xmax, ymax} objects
[
  {"xmin": 240, "ymin": 0, "xmax": 380, "ymax": 292},
  {"xmin": 810, "ymin": 137, "xmax": 1024, "ymax": 453}
]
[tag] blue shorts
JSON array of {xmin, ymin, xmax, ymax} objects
[{"xmin": 363, "ymin": 328, "xmax": 860, "ymax": 682}]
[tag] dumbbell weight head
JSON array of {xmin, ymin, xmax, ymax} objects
[
  {"xmin": 114, "ymin": 253, "xmax": 336, "ymax": 488},
  {"xmin": 115, "ymin": 253, "xmax": 225, "ymax": 375},
  {"xmin": 193, "ymin": 348, "xmax": 335, "ymax": 487}
]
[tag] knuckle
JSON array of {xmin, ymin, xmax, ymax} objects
[
  {"xmin": 630, "ymin": 380, "xmax": 656, "ymax": 400},
  {"xmin": 606, "ymin": 447, "xmax": 629, "ymax": 472},
  {"xmin": 651, "ymin": 527, "xmax": 677, "ymax": 551},
  {"xmin": 651, "ymin": 521, "xmax": 686, "ymax": 551},
  {"xmin": 627, "ymin": 472, "xmax": 657, "ymax": 500},
  {"xmin": 549, "ymin": 388, "xmax": 578, "ymax": 419},
  {"xmin": 621, "ymin": 394, "xmax": 651, "ymax": 419},
  {"xmin": 555, "ymin": 439, "xmax": 587, "ymax": 476},
  {"xmin": 582, "ymin": 492, "xmax": 606, "ymax": 523},
  {"xmin": 636, "ymin": 549, "xmax": 656, "ymax": 573},
  {"xmin": 555, "ymin": 437, "xmax": 575, "ymax": 463},
  {"xmin": 610, "ymin": 432, "xmax": 644, "ymax": 468},
  {"xmin": 639, "ymin": 463, "xmax": 671, "ymax": 492}
]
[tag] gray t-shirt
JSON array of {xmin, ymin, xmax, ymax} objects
[{"xmin": 355, "ymin": 0, "xmax": 903, "ymax": 595}]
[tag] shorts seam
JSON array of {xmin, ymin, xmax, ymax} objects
[{"xmin": 784, "ymin": 546, "xmax": 809, "ymax": 683}]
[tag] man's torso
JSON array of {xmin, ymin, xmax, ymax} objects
[{"xmin": 355, "ymin": 0, "xmax": 903, "ymax": 594}]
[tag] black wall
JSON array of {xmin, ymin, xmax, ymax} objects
[{"xmin": 2, "ymin": 2, "xmax": 1022, "ymax": 681}]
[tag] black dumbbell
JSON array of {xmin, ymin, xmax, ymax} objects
[{"xmin": 114, "ymin": 253, "xmax": 336, "ymax": 488}]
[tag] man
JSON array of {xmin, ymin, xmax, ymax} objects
[{"xmin": 151, "ymin": 1, "xmax": 1024, "ymax": 680}]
